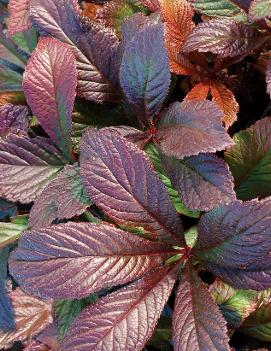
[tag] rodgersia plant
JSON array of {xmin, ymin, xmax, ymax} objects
[{"xmin": 1, "ymin": 0, "xmax": 271, "ymax": 350}]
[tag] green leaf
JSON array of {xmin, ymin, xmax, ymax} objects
[
  {"xmin": 145, "ymin": 143, "xmax": 200, "ymax": 218},
  {"xmin": 184, "ymin": 226, "xmax": 198, "ymax": 248},
  {"xmin": 249, "ymin": 0, "xmax": 271, "ymax": 20},
  {"xmin": 225, "ymin": 116, "xmax": 271, "ymax": 200},
  {"xmin": 0, "ymin": 216, "xmax": 28, "ymax": 249},
  {"xmin": 147, "ymin": 316, "xmax": 172, "ymax": 351}
]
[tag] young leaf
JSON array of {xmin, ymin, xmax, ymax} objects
[
  {"xmin": 30, "ymin": 0, "xmax": 122, "ymax": 103},
  {"xmin": 182, "ymin": 19, "xmax": 256, "ymax": 58},
  {"xmin": 29, "ymin": 164, "xmax": 91, "ymax": 228},
  {"xmin": 161, "ymin": 153, "xmax": 236, "ymax": 211},
  {"xmin": 193, "ymin": 198, "xmax": 271, "ymax": 270},
  {"xmin": 120, "ymin": 22, "xmax": 170, "ymax": 126},
  {"xmin": 266, "ymin": 58, "xmax": 271, "ymax": 97},
  {"xmin": 9, "ymin": 222, "xmax": 175, "ymax": 299},
  {"xmin": 60, "ymin": 265, "xmax": 176, "ymax": 351},
  {"xmin": 7, "ymin": 0, "xmax": 31, "ymax": 37},
  {"xmin": 158, "ymin": 100, "xmax": 233, "ymax": 159},
  {"xmin": 0, "ymin": 220, "xmax": 28, "ymax": 249},
  {"xmin": 0, "ymin": 288, "xmax": 52, "ymax": 349},
  {"xmin": 185, "ymin": 82, "xmax": 210, "ymax": 101},
  {"xmin": 0, "ymin": 198, "xmax": 16, "ymax": 220},
  {"xmin": 0, "ymin": 134, "xmax": 65, "ymax": 203},
  {"xmin": 23, "ymin": 37, "xmax": 76, "ymax": 161},
  {"xmin": 225, "ymin": 116, "xmax": 271, "ymax": 200},
  {"xmin": 173, "ymin": 262, "xmax": 229, "ymax": 351},
  {"xmin": 249, "ymin": 0, "xmax": 271, "ymax": 20},
  {"xmin": 0, "ymin": 103, "xmax": 29, "ymax": 136},
  {"xmin": 80, "ymin": 128, "xmax": 184, "ymax": 244}
]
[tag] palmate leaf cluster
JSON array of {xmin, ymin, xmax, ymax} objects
[{"xmin": 0, "ymin": 0, "xmax": 271, "ymax": 350}]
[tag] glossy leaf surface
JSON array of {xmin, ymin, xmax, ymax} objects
[{"xmin": 7, "ymin": 0, "xmax": 31, "ymax": 37}]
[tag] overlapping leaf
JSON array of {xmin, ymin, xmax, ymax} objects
[
  {"xmin": 162, "ymin": 153, "xmax": 236, "ymax": 211},
  {"xmin": 249, "ymin": 0, "xmax": 271, "ymax": 20},
  {"xmin": 0, "ymin": 199, "xmax": 16, "ymax": 220},
  {"xmin": 0, "ymin": 103, "xmax": 29, "ymax": 136},
  {"xmin": 23, "ymin": 37, "xmax": 76, "ymax": 160},
  {"xmin": 140, "ymin": 0, "xmax": 160, "ymax": 11},
  {"xmin": 0, "ymin": 134, "xmax": 65, "ymax": 203},
  {"xmin": 225, "ymin": 116, "xmax": 271, "ymax": 200},
  {"xmin": 0, "ymin": 288, "xmax": 52, "ymax": 349},
  {"xmin": 120, "ymin": 22, "xmax": 170, "ymax": 126},
  {"xmin": 30, "ymin": 0, "xmax": 122, "ymax": 102},
  {"xmin": 185, "ymin": 82, "xmax": 210, "ymax": 100},
  {"xmin": 157, "ymin": 100, "xmax": 233, "ymax": 159},
  {"xmin": 173, "ymin": 262, "xmax": 229, "ymax": 351},
  {"xmin": 9, "ymin": 222, "xmax": 175, "ymax": 299},
  {"xmin": 7, "ymin": 0, "xmax": 31, "ymax": 37},
  {"xmin": 60, "ymin": 265, "xmax": 176, "ymax": 351},
  {"xmin": 266, "ymin": 58, "xmax": 271, "ymax": 97},
  {"xmin": 80, "ymin": 128, "xmax": 184, "ymax": 244},
  {"xmin": 0, "ymin": 219, "xmax": 28, "ymax": 249}
]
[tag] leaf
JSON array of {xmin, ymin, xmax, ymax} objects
[
  {"xmin": 0, "ymin": 134, "xmax": 65, "ymax": 203},
  {"xmin": 185, "ymin": 82, "xmax": 210, "ymax": 100},
  {"xmin": 161, "ymin": 153, "xmax": 236, "ymax": 211},
  {"xmin": 0, "ymin": 62, "xmax": 23, "ymax": 92},
  {"xmin": 182, "ymin": 19, "xmax": 257, "ymax": 58},
  {"xmin": 30, "ymin": 0, "xmax": 122, "ymax": 103},
  {"xmin": 29, "ymin": 164, "xmax": 91, "ymax": 228},
  {"xmin": 0, "ymin": 247, "xmax": 14, "ymax": 332},
  {"xmin": 0, "ymin": 103, "xmax": 29, "ymax": 136},
  {"xmin": 24, "ymin": 340, "xmax": 51, "ymax": 351},
  {"xmin": 7, "ymin": 0, "xmax": 31, "ymax": 37},
  {"xmin": 266, "ymin": 58, "xmax": 271, "ymax": 97},
  {"xmin": 173, "ymin": 262, "xmax": 229, "ymax": 351},
  {"xmin": 249, "ymin": 0, "xmax": 271, "ymax": 20},
  {"xmin": 9, "ymin": 222, "xmax": 175, "ymax": 299},
  {"xmin": 80, "ymin": 128, "xmax": 184, "ymax": 244},
  {"xmin": 157, "ymin": 100, "xmax": 233, "ymax": 159},
  {"xmin": 140, "ymin": 0, "xmax": 160, "ymax": 11},
  {"xmin": 60, "ymin": 265, "xmax": 176, "ymax": 351},
  {"xmin": 193, "ymin": 198, "xmax": 271, "ymax": 271},
  {"xmin": 224, "ymin": 116, "xmax": 271, "ymax": 200},
  {"xmin": 120, "ymin": 22, "xmax": 170, "ymax": 126},
  {"xmin": 0, "ymin": 220, "xmax": 28, "ymax": 249},
  {"xmin": 23, "ymin": 37, "xmax": 76, "ymax": 160},
  {"xmin": 210, "ymin": 279, "xmax": 258, "ymax": 328},
  {"xmin": 0, "ymin": 288, "xmax": 52, "ymax": 349},
  {"xmin": 0, "ymin": 198, "xmax": 16, "ymax": 220}
]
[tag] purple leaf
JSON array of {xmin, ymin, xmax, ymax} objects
[
  {"xmin": 23, "ymin": 37, "xmax": 76, "ymax": 161},
  {"xmin": 193, "ymin": 198, "xmax": 271, "ymax": 270},
  {"xmin": 7, "ymin": 0, "xmax": 31, "ymax": 37},
  {"xmin": 266, "ymin": 57, "xmax": 271, "ymax": 97},
  {"xmin": 173, "ymin": 262, "xmax": 229, "ymax": 351},
  {"xmin": 162, "ymin": 153, "xmax": 236, "ymax": 211},
  {"xmin": 140, "ymin": 0, "xmax": 160, "ymax": 11},
  {"xmin": 9, "ymin": 222, "xmax": 175, "ymax": 299},
  {"xmin": 80, "ymin": 128, "xmax": 184, "ymax": 244},
  {"xmin": 0, "ymin": 104, "xmax": 29, "ymax": 137},
  {"xmin": 107, "ymin": 126, "xmax": 149, "ymax": 149},
  {"xmin": 120, "ymin": 22, "xmax": 170, "ymax": 126},
  {"xmin": 60, "ymin": 265, "xmax": 176, "ymax": 351},
  {"xmin": 0, "ymin": 134, "xmax": 65, "ymax": 203},
  {"xmin": 30, "ymin": 0, "xmax": 121, "ymax": 103},
  {"xmin": 29, "ymin": 164, "xmax": 91, "ymax": 228},
  {"xmin": 158, "ymin": 100, "xmax": 234, "ymax": 159}
]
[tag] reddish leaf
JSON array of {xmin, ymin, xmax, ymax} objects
[
  {"xmin": 0, "ymin": 135, "xmax": 65, "ymax": 203},
  {"xmin": 7, "ymin": 0, "xmax": 31, "ymax": 37},
  {"xmin": 167, "ymin": 44, "xmax": 196, "ymax": 75},
  {"xmin": 0, "ymin": 288, "xmax": 52, "ymax": 349},
  {"xmin": 29, "ymin": 164, "xmax": 91, "ymax": 228},
  {"xmin": 162, "ymin": 153, "xmax": 236, "ymax": 211},
  {"xmin": 0, "ymin": 104, "xmax": 29, "ymax": 136},
  {"xmin": 9, "ymin": 222, "xmax": 175, "ymax": 299},
  {"xmin": 60, "ymin": 265, "xmax": 176, "ymax": 351},
  {"xmin": 173, "ymin": 263, "xmax": 229, "ymax": 351},
  {"xmin": 185, "ymin": 82, "xmax": 210, "ymax": 100},
  {"xmin": 24, "ymin": 340, "xmax": 50, "ymax": 351},
  {"xmin": 82, "ymin": 2, "xmax": 102, "ymax": 20},
  {"xmin": 182, "ymin": 18, "xmax": 257, "ymax": 58},
  {"xmin": 80, "ymin": 128, "xmax": 184, "ymax": 244},
  {"xmin": 266, "ymin": 58, "xmax": 271, "ymax": 97},
  {"xmin": 23, "ymin": 37, "xmax": 76, "ymax": 161},
  {"xmin": 157, "ymin": 100, "xmax": 234, "ymax": 159},
  {"xmin": 140, "ymin": 0, "xmax": 160, "ymax": 11}
]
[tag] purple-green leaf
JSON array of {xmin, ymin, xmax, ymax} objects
[
  {"xmin": 0, "ymin": 104, "xmax": 29, "ymax": 137},
  {"xmin": 80, "ymin": 128, "xmax": 184, "ymax": 244},
  {"xmin": 9, "ymin": 222, "xmax": 174, "ymax": 299}
]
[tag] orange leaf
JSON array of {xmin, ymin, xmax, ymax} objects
[
  {"xmin": 82, "ymin": 2, "xmax": 102, "ymax": 19},
  {"xmin": 0, "ymin": 92, "xmax": 26, "ymax": 106},
  {"xmin": 210, "ymin": 82, "xmax": 239, "ymax": 129},
  {"xmin": 167, "ymin": 43, "xmax": 195, "ymax": 75},
  {"xmin": 185, "ymin": 82, "xmax": 210, "ymax": 100}
]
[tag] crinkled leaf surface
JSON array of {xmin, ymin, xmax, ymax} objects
[
  {"xmin": 193, "ymin": 198, "xmax": 271, "ymax": 270},
  {"xmin": 120, "ymin": 22, "xmax": 170, "ymax": 126},
  {"xmin": 157, "ymin": 100, "xmax": 233, "ymax": 159},
  {"xmin": 0, "ymin": 103, "xmax": 29, "ymax": 136},
  {"xmin": 182, "ymin": 19, "xmax": 257, "ymax": 58},
  {"xmin": 140, "ymin": 0, "xmax": 160, "ymax": 11},
  {"xmin": 162, "ymin": 153, "xmax": 236, "ymax": 211},
  {"xmin": 30, "ymin": 0, "xmax": 121, "ymax": 102},
  {"xmin": 23, "ymin": 37, "xmax": 76, "ymax": 160},
  {"xmin": 0, "ymin": 198, "xmax": 16, "ymax": 220},
  {"xmin": 7, "ymin": 0, "xmax": 31, "ymax": 37},
  {"xmin": 249, "ymin": 0, "xmax": 271, "ymax": 20},
  {"xmin": 0, "ymin": 288, "xmax": 52, "ymax": 349},
  {"xmin": 185, "ymin": 82, "xmax": 210, "ymax": 101},
  {"xmin": 9, "ymin": 222, "xmax": 175, "ymax": 299},
  {"xmin": 173, "ymin": 262, "xmax": 229, "ymax": 351},
  {"xmin": 60, "ymin": 265, "xmax": 176, "ymax": 351},
  {"xmin": 266, "ymin": 58, "xmax": 271, "ymax": 97},
  {"xmin": 80, "ymin": 128, "xmax": 184, "ymax": 244},
  {"xmin": 0, "ymin": 134, "xmax": 65, "ymax": 203},
  {"xmin": 225, "ymin": 116, "xmax": 271, "ymax": 200}
]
